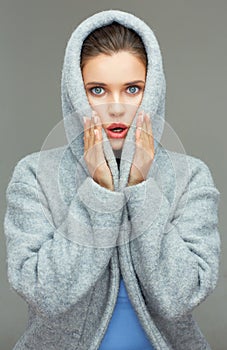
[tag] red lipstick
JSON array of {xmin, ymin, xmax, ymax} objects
[{"xmin": 106, "ymin": 123, "xmax": 128, "ymax": 139}]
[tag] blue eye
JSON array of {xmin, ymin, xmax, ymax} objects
[
  {"xmin": 90, "ymin": 87, "xmax": 104, "ymax": 95},
  {"xmin": 127, "ymin": 86, "xmax": 140, "ymax": 94},
  {"xmin": 89, "ymin": 85, "xmax": 142, "ymax": 97}
]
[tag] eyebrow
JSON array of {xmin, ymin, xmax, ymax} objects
[{"xmin": 85, "ymin": 80, "xmax": 145, "ymax": 87}]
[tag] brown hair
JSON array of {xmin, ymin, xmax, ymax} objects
[{"xmin": 80, "ymin": 21, "xmax": 147, "ymax": 71}]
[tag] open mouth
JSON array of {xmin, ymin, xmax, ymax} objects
[
  {"xmin": 106, "ymin": 127, "xmax": 128, "ymax": 139},
  {"xmin": 109, "ymin": 127, "xmax": 125, "ymax": 133}
]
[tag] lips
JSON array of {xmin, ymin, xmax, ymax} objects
[
  {"xmin": 106, "ymin": 123, "xmax": 128, "ymax": 131},
  {"xmin": 106, "ymin": 123, "xmax": 128, "ymax": 139}
]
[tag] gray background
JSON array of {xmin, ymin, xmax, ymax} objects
[{"xmin": 1, "ymin": 1, "xmax": 226, "ymax": 349}]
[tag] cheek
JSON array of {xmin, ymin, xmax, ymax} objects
[
  {"xmin": 85, "ymin": 91, "xmax": 93, "ymax": 106},
  {"xmin": 86, "ymin": 94, "xmax": 104, "ymax": 110},
  {"xmin": 90, "ymin": 108, "xmax": 106, "ymax": 126},
  {"xmin": 125, "ymin": 93, "xmax": 144, "ymax": 107},
  {"xmin": 136, "ymin": 91, "xmax": 144, "ymax": 105}
]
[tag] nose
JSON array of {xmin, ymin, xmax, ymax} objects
[{"xmin": 107, "ymin": 101, "xmax": 125, "ymax": 118}]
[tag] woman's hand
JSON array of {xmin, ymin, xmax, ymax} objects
[
  {"xmin": 127, "ymin": 111, "xmax": 155, "ymax": 186},
  {"xmin": 83, "ymin": 110, "xmax": 114, "ymax": 191}
]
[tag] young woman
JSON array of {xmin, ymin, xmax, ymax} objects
[{"xmin": 4, "ymin": 9, "xmax": 221, "ymax": 350}]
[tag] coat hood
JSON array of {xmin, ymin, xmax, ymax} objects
[{"xmin": 61, "ymin": 9, "xmax": 166, "ymax": 190}]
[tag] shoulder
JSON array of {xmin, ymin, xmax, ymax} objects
[
  {"xmin": 6, "ymin": 145, "xmax": 73, "ymax": 190},
  {"xmin": 178, "ymin": 152, "xmax": 218, "ymax": 189},
  {"xmin": 156, "ymin": 145, "xmax": 219, "ymax": 192}
]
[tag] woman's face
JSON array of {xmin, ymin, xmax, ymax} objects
[{"xmin": 82, "ymin": 51, "xmax": 146, "ymax": 153}]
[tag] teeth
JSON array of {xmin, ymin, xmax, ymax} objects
[{"xmin": 111, "ymin": 128, "xmax": 124, "ymax": 132}]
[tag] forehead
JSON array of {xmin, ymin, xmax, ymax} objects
[{"xmin": 82, "ymin": 51, "xmax": 146, "ymax": 83}]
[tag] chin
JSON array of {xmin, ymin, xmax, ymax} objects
[{"xmin": 109, "ymin": 138, "xmax": 125, "ymax": 151}]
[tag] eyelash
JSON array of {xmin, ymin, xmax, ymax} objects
[{"xmin": 88, "ymin": 85, "xmax": 142, "ymax": 96}]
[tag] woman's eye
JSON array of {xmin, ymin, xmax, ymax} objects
[
  {"xmin": 127, "ymin": 86, "xmax": 141, "ymax": 94},
  {"xmin": 89, "ymin": 85, "xmax": 142, "ymax": 96},
  {"xmin": 90, "ymin": 87, "xmax": 105, "ymax": 95}
]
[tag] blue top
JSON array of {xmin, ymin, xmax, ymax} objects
[
  {"xmin": 99, "ymin": 275, "xmax": 155, "ymax": 350},
  {"xmin": 99, "ymin": 158, "xmax": 155, "ymax": 349}
]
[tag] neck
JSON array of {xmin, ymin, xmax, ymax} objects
[{"xmin": 113, "ymin": 149, "xmax": 122, "ymax": 159}]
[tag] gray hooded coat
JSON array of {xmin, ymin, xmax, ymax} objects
[{"xmin": 4, "ymin": 9, "xmax": 221, "ymax": 350}]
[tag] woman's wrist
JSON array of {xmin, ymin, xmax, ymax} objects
[{"xmin": 98, "ymin": 180, "xmax": 114, "ymax": 191}]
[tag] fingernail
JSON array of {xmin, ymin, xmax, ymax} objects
[
  {"xmin": 139, "ymin": 110, "xmax": 144, "ymax": 122},
  {"xmin": 91, "ymin": 110, "xmax": 98, "ymax": 123},
  {"xmin": 94, "ymin": 129, "xmax": 100, "ymax": 140},
  {"xmin": 83, "ymin": 116, "xmax": 87, "ymax": 124}
]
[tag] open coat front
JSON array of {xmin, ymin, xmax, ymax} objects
[{"xmin": 4, "ymin": 9, "xmax": 221, "ymax": 350}]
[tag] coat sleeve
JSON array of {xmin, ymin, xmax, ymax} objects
[
  {"xmin": 123, "ymin": 158, "xmax": 221, "ymax": 321},
  {"xmin": 4, "ymin": 155, "xmax": 124, "ymax": 320}
]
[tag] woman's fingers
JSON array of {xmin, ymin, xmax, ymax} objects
[
  {"xmin": 84, "ymin": 110, "xmax": 104, "ymax": 164},
  {"xmin": 136, "ymin": 111, "xmax": 144, "ymax": 141},
  {"xmin": 145, "ymin": 113, "xmax": 152, "ymax": 138},
  {"xmin": 144, "ymin": 113, "xmax": 149, "ymax": 136},
  {"xmin": 83, "ymin": 110, "xmax": 114, "ymax": 190},
  {"xmin": 84, "ymin": 112, "xmax": 98, "ymax": 152},
  {"xmin": 90, "ymin": 111, "xmax": 95, "ymax": 147},
  {"xmin": 136, "ymin": 111, "xmax": 154, "ymax": 148},
  {"xmin": 93, "ymin": 112, "xmax": 102, "ymax": 143},
  {"xmin": 143, "ymin": 113, "xmax": 150, "ymax": 144},
  {"xmin": 83, "ymin": 117, "xmax": 89, "ymax": 153},
  {"xmin": 145, "ymin": 113, "xmax": 154, "ymax": 149}
]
